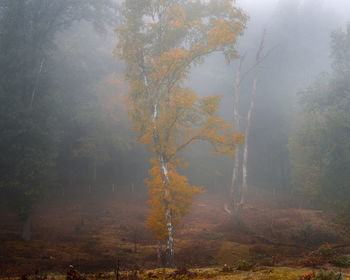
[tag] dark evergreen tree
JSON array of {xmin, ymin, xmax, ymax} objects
[
  {"xmin": 289, "ymin": 24, "xmax": 350, "ymax": 224},
  {"xmin": 0, "ymin": 0, "xmax": 118, "ymax": 240}
]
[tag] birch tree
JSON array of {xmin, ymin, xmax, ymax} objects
[
  {"xmin": 229, "ymin": 30, "xmax": 266, "ymax": 211},
  {"xmin": 116, "ymin": 0, "xmax": 246, "ymax": 267}
]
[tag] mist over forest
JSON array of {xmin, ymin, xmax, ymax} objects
[{"xmin": 0, "ymin": 0, "xmax": 350, "ymax": 279}]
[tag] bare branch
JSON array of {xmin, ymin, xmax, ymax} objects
[
  {"xmin": 30, "ymin": 58, "xmax": 45, "ymax": 109},
  {"xmin": 240, "ymin": 43, "xmax": 277, "ymax": 83},
  {"xmin": 173, "ymin": 135, "xmax": 201, "ymax": 156}
]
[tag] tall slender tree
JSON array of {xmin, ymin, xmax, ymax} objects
[
  {"xmin": 228, "ymin": 30, "xmax": 266, "ymax": 212},
  {"xmin": 116, "ymin": 0, "xmax": 246, "ymax": 267},
  {"xmin": 289, "ymin": 24, "xmax": 350, "ymax": 224}
]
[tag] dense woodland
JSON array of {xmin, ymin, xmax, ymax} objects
[{"xmin": 0, "ymin": 0, "xmax": 350, "ymax": 279}]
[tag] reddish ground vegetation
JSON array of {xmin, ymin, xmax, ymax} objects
[{"xmin": 0, "ymin": 189, "xmax": 349, "ymax": 276}]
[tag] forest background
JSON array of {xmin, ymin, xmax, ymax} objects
[{"xmin": 1, "ymin": 0, "xmax": 350, "ymax": 274}]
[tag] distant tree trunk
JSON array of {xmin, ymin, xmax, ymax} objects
[
  {"xmin": 239, "ymin": 30, "xmax": 265, "ymax": 208},
  {"xmin": 22, "ymin": 215, "xmax": 31, "ymax": 241},
  {"xmin": 93, "ymin": 157, "xmax": 97, "ymax": 185},
  {"xmin": 29, "ymin": 58, "xmax": 45, "ymax": 109},
  {"xmin": 157, "ymin": 240, "xmax": 163, "ymax": 267},
  {"xmin": 132, "ymin": 226, "xmax": 139, "ymax": 253},
  {"xmin": 69, "ymin": 167, "xmax": 73, "ymax": 187},
  {"xmin": 114, "ymin": 259, "xmax": 120, "ymax": 280},
  {"xmin": 230, "ymin": 55, "xmax": 244, "ymax": 211}
]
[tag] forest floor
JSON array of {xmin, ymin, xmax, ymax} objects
[
  {"xmin": 1, "ymin": 189, "xmax": 350, "ymax": 278},
  {"xmin": 1, "ymin": 267, "xmax": 350, "ymax": 280}
]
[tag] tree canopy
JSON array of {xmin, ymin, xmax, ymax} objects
[
  {"xmin": 0, "ymin": 0, "xmax": 118, "ymax": 240},
  {"xmin": 289, "ymin": 24, "xmax": 350, "ymax": 224},
  {"xmin": 116, "ymin": 0, "xmax": 246, "ymax": 267}
]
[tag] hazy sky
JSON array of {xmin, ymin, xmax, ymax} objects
[
  {"xmin": 323, "ymin": 0, "xmax": 350, "ymax": 17},
  {"xmin": 237, "ymin": 0, "xmax": 350, "ymax": 24}
]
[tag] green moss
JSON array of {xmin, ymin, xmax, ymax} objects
[
  {"xmin": 331, "ymin": 255, "xmax": 350, "ymax": 268},
  {"xmin": 312, "ymin": 270, "xmax": 343, "ymax": 280}
]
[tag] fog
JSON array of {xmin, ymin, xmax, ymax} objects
[{"xmin": 1, "ymin": 0, "xmax": 350, "ymax": 276}]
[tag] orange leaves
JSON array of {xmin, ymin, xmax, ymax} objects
[
  {"xmin": 208, "ymin": 19, "xmax": 237, "ymax": 48},
  {"xmin": 301, "ymin": 273, "xmax": 315, "ymax": 280},
  {"xmin": 138, "ymin": 130, "xmax": 153, "ymax": 146},
  {"xmin": 169, "ymin": 88, "xmax": 198, "ymax": 112},
  {"xmin": 150, "ymin": 48, "xmax": 190, "ymax": 83},
  {"xmin": 116, "ymin": 0, "xmax": 248, "ymax": 150},
  {"xmin": 116, "ymin": 0, "xmax": 247, "ymax": 243},
  {"xmin": 188, "ymin": 94, "xmax": 245, "ymax": 158},
  {"xmin": 167, "ymin": 5, "xmax": 186, "ymax": 28},
  {"xmin": 199, "ymin": 95, "xmax": 221, "ymax": 115},
  {"xmin": 223, "ymin": 0, "xmax": 234, "ymax": 12},
  {"xmin": 146, "ymin": 157, "xmax": 203, "ymax": 240},
  {"xmin": 188, "ymin": 19, "xmax": 202, "ymax": 27}
]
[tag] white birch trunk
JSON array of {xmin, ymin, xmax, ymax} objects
[
  {"xmin": 30, "ymin": 58, "xmax": 45, "ymax": 109},
  {"xmin": 93, "ymin": 157, "xmax": 97, "ymax": 184},
  {"xmin": 139, "ymin": 20, "xmax": 175, "ymax": 265},
  {"xmin": 240, "ymin": 30, "xmax": 265, "ymax": 207},
  {"xmin": 230, "ymin": 56, "xmax": 244, "ymax": 211},
  {"xmin": 152, "ymin": 102, "xmax": 175, "ymax": 267},
  {"xmin": 159, "ymin": 155, "xmax": 174, "ymax": 268}
]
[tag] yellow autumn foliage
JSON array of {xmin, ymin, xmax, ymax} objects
[{"xmin": 116, "ymin": 0, "xmax": 247, "ymax": 243}]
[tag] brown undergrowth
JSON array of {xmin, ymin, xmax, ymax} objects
[{"xmin": 0, "ymin": 189, "xmax": 349, "ymax": 277}]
